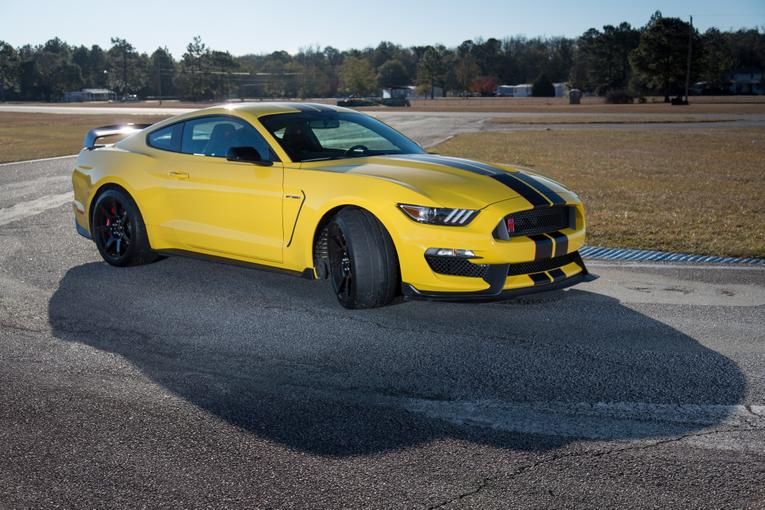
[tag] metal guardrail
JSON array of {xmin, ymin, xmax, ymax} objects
[{"xmin": 580, "ymin": 246, "xmax": 764, "ymax": 265}]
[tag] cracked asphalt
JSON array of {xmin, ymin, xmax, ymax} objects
[{"xmin": 1, "ymin": 153, "xmax": 765, "ymax": 508}]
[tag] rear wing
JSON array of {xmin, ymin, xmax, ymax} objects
[{"xmin": 83, "ymin": 123, "xmax": 153, "ymax": 150}]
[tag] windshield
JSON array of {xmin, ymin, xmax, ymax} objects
[{"xmin": 259, "ymin": 111, "xmax": 425, "ymax": 162}]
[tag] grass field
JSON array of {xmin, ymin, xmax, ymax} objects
[
  {"xmin": 487, "ymin": 115, "xmax": 737, "ymax": 125},
  {"xmin": 435, "ymin": 128, "xmax": 765, "ymax": 258},
  {"xmin": 0, "ymin": 112, "xmax": 169, "ymax": 163}
]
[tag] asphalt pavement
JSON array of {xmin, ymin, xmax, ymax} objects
[{"xmin": 1, "ymin": 153, "xmax": 764, "ymax": 507}]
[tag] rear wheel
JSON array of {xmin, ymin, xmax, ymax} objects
[
  {"xmin": 327, "ymin": 208, "xmax": 399, "ymax": 309},
  {"xmin": 91, "ymin": 189, "xmax": 161, "ymax": 267}
]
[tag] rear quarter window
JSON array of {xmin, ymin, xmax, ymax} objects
[{"xmin": 147, "ymin": 123, "xmax": 183, "ymax": 152}]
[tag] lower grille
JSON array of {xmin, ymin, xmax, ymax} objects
[
  {"xmin": 426, "ymin": 252, "xmax": 582, "ymax": 279},
  {"xmin": 507, "ymin": 252, "xmax": 580, "ymax": 276},
  {"xmin": 425, "ymin": 256, "xmax": 489, "ymax": 278}
]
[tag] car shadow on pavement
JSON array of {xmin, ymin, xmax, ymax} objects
[{"xmin": 48, "ymin": 256, "xmax": 747, "ymax": 456}]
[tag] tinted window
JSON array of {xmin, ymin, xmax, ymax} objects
[
  {"xmin": 147, "ymin": 123, "xmax": 183, "ymax": 152},
  {"xmin": 180, "ymin": 116, "xmax": 272, "ymax": 160},
  {"xmin": 260, "ymin": 112, "xmax": 424, "ymax": 162}
]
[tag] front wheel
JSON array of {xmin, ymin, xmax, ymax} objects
[
  {"xmin": 91, "ymin": 188, "xmax": 161, "ymax": 267},
  {"xmin": 327, "ymin": 208, "xmax": 399, "ymax": 309}
]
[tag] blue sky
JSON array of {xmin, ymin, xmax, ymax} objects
[{"xmin": 2, "ymin": 0, "xmax": 763, "ymax": 57}]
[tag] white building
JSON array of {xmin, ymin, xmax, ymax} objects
[
  {"xmin": 496, "ymin": 82, "xmax": 569, "ymax": 97},
  {"xmin": 553, "ymin": 82, "xmax": 569, "ymax": 97},
  {"xmin": 64, "ymin": 88, "xmax": 117, "ymax": 102}
]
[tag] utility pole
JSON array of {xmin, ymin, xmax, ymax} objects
[
  {"xmin": 157, "ymin": 55, "xmax": 163, "ymax": 106},
  {"xmin": 684, "ymin": 15, "xmax": 693, "ymax": 103}
]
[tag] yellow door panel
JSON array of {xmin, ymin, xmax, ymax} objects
[{"xmin": 161, "ymin": 154, "xmax": 284, "ymax": 263}]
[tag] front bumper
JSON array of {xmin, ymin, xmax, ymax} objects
[{"xmin": 402, "ymin": 251, "xmax": 597, "ymax": 302}]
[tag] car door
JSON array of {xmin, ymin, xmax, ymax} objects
[{"xmin": 163, "ymin": 115, "xmax": 284, "ymax": 263}]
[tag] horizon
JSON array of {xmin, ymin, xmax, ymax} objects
[{"xmin": 2, "ymin": 0, "xmax": 764, "ymax": 58}]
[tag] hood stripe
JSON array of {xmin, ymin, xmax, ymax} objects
[
  {"xmin": 385, "ymin": 154, "xmax": 568, "ymax": 208},
  {"xmin": 491, "ymin": 173, "xmax": 551, "ymax": 207},
  {"xmin": 388, "ymin": 154, "xmax": 495, "ymax": 175},
  {"xmin": 509, "ymin": 171, "xmax": 566, "ymax": 205}
]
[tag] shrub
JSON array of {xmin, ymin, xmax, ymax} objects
[
  {"xmin": 532, "ymin": 73, "xmax": 555, "ymax": 97},
  {"xmin": 605, "ymin": 89, "xmax": 635, "ymax": 104}
]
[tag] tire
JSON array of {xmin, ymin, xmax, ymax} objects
[
  {"xmin": 91, "ymin": 188, "xmax": 161, "ymax": 267},
  {"xmin": 327, "ymin": 208, "xmax": 399, "ymax": 309}
]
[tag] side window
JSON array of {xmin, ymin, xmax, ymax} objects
[
  {"xmin": 180, "ymin": 116, "xmax": 272, "ymax": 160},
  {"xmin": 147, "ymin": 123, "xmax": 182, "ymax": 152}
]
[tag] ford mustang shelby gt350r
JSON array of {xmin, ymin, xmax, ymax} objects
[{"xmin": 72, "ymin": 103, "xmax": 595, "ymax": 308}]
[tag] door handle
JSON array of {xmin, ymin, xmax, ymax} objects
[{"xmin": 169, "ymin": 170, "xmax": 189, "ymax": 179}]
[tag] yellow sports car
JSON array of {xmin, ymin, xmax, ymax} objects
[{"xmin": 72, "ymin": 103, "xmax": 595, "ymax": 308}]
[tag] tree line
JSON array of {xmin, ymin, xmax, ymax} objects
[{"xmin": 0, "ymin": 11, "xmax": 763, "ymax": 103}]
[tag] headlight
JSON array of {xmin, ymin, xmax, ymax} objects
[{"xmin": 398, "ymin": 204, "xmax": 479, "ymax": 226}]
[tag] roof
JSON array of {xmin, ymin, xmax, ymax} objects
[
  {"xmin": 204, "ymin": 102, "xmax": 353, "ymax": 116},
  {"xmin": 81, "ymin": 88, "xmax": 115, "ymax": 94}
]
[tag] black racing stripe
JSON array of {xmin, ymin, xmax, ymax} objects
[
  {"xmin": 529, "ymin": 234, "xmax": 553, "ymax": 260},
  {"xmin": 289, "ymin": 103, "xmax": 324, "ymax": 113},
  {"xmin": 389, "ymin": 154, "xmax": 495, "ymax": 175},
  {"xmin": 548, "ymin": 268, "xmax": 566, "ymax": 282},
  {"xmin": 492, "ymin": 174, "xmax": 550, "ymax": 207},
  {"xmin": 529, "ymin": 272, "xmax": 552, "ymax": 285},
  {"xmin": 547, "ymin": 231, "xmax": 569, "ymax": 257},
  {"xmin": 386, "ymin": 154, "xmax": 553, "ymax": 209},
  {"xmin": 306, "ymin": 103, "xmax": 336, "ymax": 113},
  {"xmin": 511, "ymin": 172, "xmax": 566, "ymax": 205}
]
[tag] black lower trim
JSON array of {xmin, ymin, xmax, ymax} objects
[
  {"xmin": 529, "ymin": 272, "xmax": 552, "ymax": 285},
  {"xmin": 403, "ymin": 270, "xmax": 598, "ymax": 302},
  {"xmin": 75, "ymin": 220, "xmax": 92, "ymax": 240},
  {"xmin": 549, "ymin": 268, "xmax": 567, "ymax": 282},
  {"xmin": 156, "ymin": 249, "xmax": 316, "ymax": 280}
]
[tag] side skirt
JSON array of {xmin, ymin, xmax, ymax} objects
[{"xmin": 155, "ymin": 248, "xmax": 316, "ymax": 280}]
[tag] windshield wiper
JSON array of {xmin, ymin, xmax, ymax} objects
[{"xmin": 301, "ymin": 155, "xmax": 351, "ymax": 162}]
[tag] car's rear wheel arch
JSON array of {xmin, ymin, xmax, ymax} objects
[
  {"xmin": 89, "ymin": 183, "xmax": 134, "ymax": 232},
  {"xmin": 89, "ymin": 184, "xmax": 162, "ymax": 266}
]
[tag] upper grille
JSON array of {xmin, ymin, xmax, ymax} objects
[{"xmin": 495, "ymin": 206, "xmax": 574, "ymax": 239}]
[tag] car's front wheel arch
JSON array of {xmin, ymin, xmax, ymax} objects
[{"xmin": 312, "ymin": 206, "xmax": 402, "ymax": 308}]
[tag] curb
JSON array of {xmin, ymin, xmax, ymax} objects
[{"xmin": 580, "ymin": 246, "xmax": 764, "ymax": 265}]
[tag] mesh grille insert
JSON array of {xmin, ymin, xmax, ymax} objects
[
  {"xmin": 425, "ymin": 256, "xmax": 489, "ymax": 278},
  {"xmin": 497, "ymin": 206, "xmax": 574, "ymax": 238}
]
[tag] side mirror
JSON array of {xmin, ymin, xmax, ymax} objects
[{"xmin": 227, "ymin": 146, "xmax": 273, "ymax": 166}]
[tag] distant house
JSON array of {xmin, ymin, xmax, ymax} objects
[
  {"xmin": 382, "ymin": 86, "xmax": 415, "ymax": 99},
  {"xmin": 553, "ymin": 82, "xmax": 569, "ymax": 97},
  {"xmin": 496, "ymin": 82, "xmax": 569, "ymax": 97},
  {"xmin": 64, "ymin": 88, "xmax": 117, "ymax": 102},
  {"xmin": 382, "ymin": 85, "xmax": 444, "ymax": 99},
  {"xmin": 730, "ymin": 70, "xmax": 764, "ymax": 95}
]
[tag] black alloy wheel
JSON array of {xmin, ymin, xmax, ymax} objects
[
  {"xmin": 326, "ymin": 207, "xmax": 399, "ymax": 309},
  {"xmin": 328, "ymin": 221, "xmax": 354, "ymax": 305},
  {"xmin": 91, "ymin": 189, "xmax": 161, "ymax": 267}
]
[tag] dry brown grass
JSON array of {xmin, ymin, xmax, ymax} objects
[
  {"xmin": 487, "ymin": 115, "xmax": 737, "ymax": 125},
  {"xmin": 0, "ymin": 112, "xmax": 170, "ymax": 163},
  {"xmin": 435, "ymin": 128, "xmax": 765, "ymax": 258},
  {"xmin": 395, "ymin": 97, "xmax": 765, "ymax": 114}
]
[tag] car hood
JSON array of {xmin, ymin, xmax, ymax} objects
[{"xmin": 303, "ymin": 153, "xmax": 576, "ymax": 209}]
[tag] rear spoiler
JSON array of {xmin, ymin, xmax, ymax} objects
[{"xmin": 84, "ymin": 123, "xmax": 153, "ymax": 150}]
